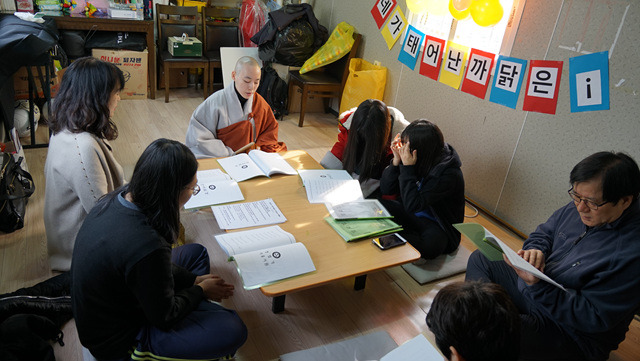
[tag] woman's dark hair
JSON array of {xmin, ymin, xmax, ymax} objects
[
  {"xmin": 50, "ymin": 57, "xmax": 124, "ymax": 140},
  {"xmin": 570, "ymin": 151, "xmax": 640, "ymax": 204},
  {"xmin": 127, "ymin": 139, "xmax": 198, "ymax": 243},
  {"xmin": 342, "ymin": 99, "xmax": 392, "ymax": 182},
  {"xmin": 426, "ymin": 281, "xmax": 521, "ymax": 361},
  {"xmin": 401, "ymin": 119, "xmax": 444, "ymax": 179}
]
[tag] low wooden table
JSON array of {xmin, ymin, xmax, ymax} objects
[{"xmin": 197, "ymin": 150, "xmax": 421, "ymax": 313}]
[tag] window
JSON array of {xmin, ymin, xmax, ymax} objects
[{"xmin": 410, "ymin": 0, "xmax": 526, "ymax": 58}]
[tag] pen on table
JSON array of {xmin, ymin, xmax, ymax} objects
[{"xmin": 233, "ymin": 142, "xmax": 255, "ymax": 155}]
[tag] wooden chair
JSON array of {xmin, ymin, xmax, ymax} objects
[
  {"xmin": 287, "ymin": 33, "xmax": 362, "ymax": 127},
  {"xmin": 202, "ymin": 5, "xmax": 241, "ymax": 95},
  {"xmin": 156, "ymin": 4, "xmax": 209, "ymax": 103}
]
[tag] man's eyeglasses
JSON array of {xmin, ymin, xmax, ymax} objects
[
  {"xmin": 568, "ymin": 188, "xmax": 607, "ymax": 210},
  {"xmin": 190, "ymin": 184, "xmax": 201, "ymax": 196}
]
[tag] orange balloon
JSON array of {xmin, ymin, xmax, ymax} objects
[
  {"xmin": 470, "ymin": 0, "xmax": 504, "ymax": 27},
  {"xmin": 449, "ymin": 0, "xmax": 470, "ymax": 20},
  {"xmin": 452, "ymin": 0, "xmax": 472, "ymax": 11}
]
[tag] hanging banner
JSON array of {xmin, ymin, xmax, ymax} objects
[
  {"xmin": 381, "ymin": 7, "xmax": 407, "ymax": 50},
  {"xmin": 371, "ymin": 0, "xmax": 397, "ymax": 29},
  {"xmin": 569, "ymin": 51, "xmax": 609, "ymax": 113},
  {"xmin": 398, "ymin": 25, "xmax": 425, "ymax": 70},
  {"xmin": 461, "ymin": 48, "xmax": 495, "ymax": 99},
  {"xmin": 419, "ymin": 35, "xmax": 446, "ymax": 80},
  {"xmin": 523, "ymin": 60, "xmax": 563, "ymax": 115},
  {"xmin": 489, "ymin": 56, "xmax": 528, "ymax": 109},
  {"xmin": 439, "ymin": 42, "xmax": 468, "ymax": 89}
]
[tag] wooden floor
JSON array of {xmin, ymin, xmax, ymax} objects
[{"xmin": 1, "ymin": 87, "xmax": 637, "ymax": 360}]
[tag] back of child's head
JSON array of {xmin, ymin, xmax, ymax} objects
[
  {"xmin": 343, "ymin": 99, "xmax": 391, "ymax": 181},
  {"xmin": 426, "ymin": 281, "xmax": 520, "ymax": 361},
  {"xmin": 401, "ymin": 119, "xmax": 444, "ymax": 175}
]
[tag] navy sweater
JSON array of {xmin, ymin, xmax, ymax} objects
[
  {"xmin": 71, "ymin": 195, "xmax": 203, "ymax": 360},
  {"xmin": 380, "ymin": 143, "xmax": 465, "ymax": 246},
  {"xmin": 521, "ymin": 200, "xmax": 640, "ymax": 360}
]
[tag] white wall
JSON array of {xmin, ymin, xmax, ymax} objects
[{"xmin": 312, "ymin": 0, "xmax": 640, "ymax": 234}]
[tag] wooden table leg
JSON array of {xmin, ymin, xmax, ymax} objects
[
  {"xmin": 354, "ymin": 274, "xmax": 367, "ymax": 291},
  {"xmin": 272, "ymin": 295, "xmax": 286, "ymax": 313}
]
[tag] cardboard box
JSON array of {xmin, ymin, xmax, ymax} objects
[
  {"xmin": 168, "ymin": 36, "xmax": 202, "ymax": 57},
  {"xmin": 13, "ymin": 66, "xmax": 61, "ymax": 100},
  {"xmin": 107, "ymin": 7, "xmax": 141, "ymax": 19},
  {"xmin": 92, "ymin": 48, "xmax": 148, "ymax": 99}
]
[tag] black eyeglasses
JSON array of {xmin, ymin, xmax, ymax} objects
[{"xmin": 567, "ymin": 188, "xmax": 607, "ymax": 210}]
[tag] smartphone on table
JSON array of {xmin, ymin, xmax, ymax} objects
[{"xmin": 372, "ymin": 233, "xmax": 407, "ymax": 250}]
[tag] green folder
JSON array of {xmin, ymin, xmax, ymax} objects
[
  {"xmin": 454, "ymin": 223, "xmax": 504, "ymax": 261},
  {"xmin": 325, "ymin": 217, "xmax": 402, "ymax": 242},
  {"xmin": 325, "ymin": 199, "xmax": 393, "ymax": 220}
]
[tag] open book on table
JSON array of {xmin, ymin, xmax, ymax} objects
[
  {"xmin": 217, "ymin": 149, "xmax": 297, "ymax": 182},
  {"xmin": 454, "ymin": 223, "xmax": 566, "ymax": 291},
  {"xmin": 297, "ymin": 169, "xmax": 364, "ymax": 204},
  {"xmin": 325, "ymin": 199, "xmax": 392, "ymax": 220},
  {"xmin": 325, "ymin": 216, "xmax": 402, "ymax": 242},
  {"xmin": 184, "ymin": 169, "xmax": 243, "ymax": 210},
  {"xmin": 214, "ymin": 225, "xmax": 316, "ymax": 289}
]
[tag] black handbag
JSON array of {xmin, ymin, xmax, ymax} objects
[{"xmin": 0, "ymin": 153, "xmax": 35, "ymax": 233}]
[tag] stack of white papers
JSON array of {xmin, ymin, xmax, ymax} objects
[
  {"xmin": 297, "ymin": 169, "xmax": 364, "ymax": 204},
  {"xmin": 184, "ymin": 169, "xmax": 244, "ymax": 210},
  {"xmin": 211, "ymin": 198, "xmax": 287, "ymax": 230},
  {"xmin": 325, "ymin": 199, "xmax": 392, "ymax": 220}
]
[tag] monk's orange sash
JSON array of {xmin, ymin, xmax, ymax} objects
[{"xmin": 216, "ymin": 119, "xmax": 257, "ymax": 154}]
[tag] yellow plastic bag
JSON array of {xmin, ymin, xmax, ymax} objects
[
  {"xmin": 339, "ymin": 58, "xmax": 387, "ymax": 114},
  {"xmin": 180, "ymin": 0, "xmax": 207, "ymax": 11},
  {"xmin": 299, "ymin": 22, "xmax": 355, "ymax": 74}
]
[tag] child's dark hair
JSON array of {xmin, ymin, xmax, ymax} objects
[
  {"xmin": 426, "ymin": 281, "xmax": 521, "ymax": 361},
  {"xmin": 401, "ymin": 119, "xmax": 444, "ymax": 179},
  {"xmin": 342, "ymin": 99, "xmax": 392, "ymax": 183},
  {"xmin": 102, "ymin": 139, "xmax": 198, "ymax": 243}
]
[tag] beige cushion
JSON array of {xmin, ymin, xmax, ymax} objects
[{"xmin": 401, "ymin": 246, "xmax": 471, "ymax": 285}]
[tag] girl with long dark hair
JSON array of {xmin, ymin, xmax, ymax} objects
[
  {"xmin": 71, "ymin": 139, "xmax": 247, "ymax": 361},
  {"xmin": 380, "ymin": 120, "xmax": 465, "ymax": 259},
  {"xmin": 44, "ymin": 56, "xmax": 126, "ymax": 271},
  {"xmin": 320, "ymin": 99, "xmax": 409, "ymax": 197}
]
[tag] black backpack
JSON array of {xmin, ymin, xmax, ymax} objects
[{"xmin": 257, "ymin": 64, "xmax": 288, "ymax": 120}]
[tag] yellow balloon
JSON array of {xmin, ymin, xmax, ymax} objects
[
  {"xmin": 406, "ymin": 0, "xmax": 429, "ymax": 14},
  {"xmin": 449, "ymin": 0, "xmax": 470, "ymax": 20},
  {"xmin": 452, "ymin": 0, "xmax": 472, "ymax": 11},
  {"xmin": 470, "ymin": 0, "xmax": 504, "ymax": 27},
  {"xmin": 425, "ymin": 0, "xmax": 449, "ymax": 16}
]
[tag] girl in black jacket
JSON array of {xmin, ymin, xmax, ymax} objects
[{"xmin": 380, "ymin": 120, "xmax": 465, "ymax": 259}]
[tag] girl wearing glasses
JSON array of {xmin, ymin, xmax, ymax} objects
[
  {"xmin": 379, "ymin": 120, "xmax": 465, "ymax": 260},
  {"xmin": 71, "ymin": 139, "xmax": 247, "ymax": 361}
]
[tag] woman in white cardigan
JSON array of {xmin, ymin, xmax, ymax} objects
[{"xmin": 44, "ymin": 57, "xmax": 126, "ymax": 271}]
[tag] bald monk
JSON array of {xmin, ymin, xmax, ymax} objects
[{"xmin": 186, "ymin": 56, "xmax": 287, "ymax": 158}]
